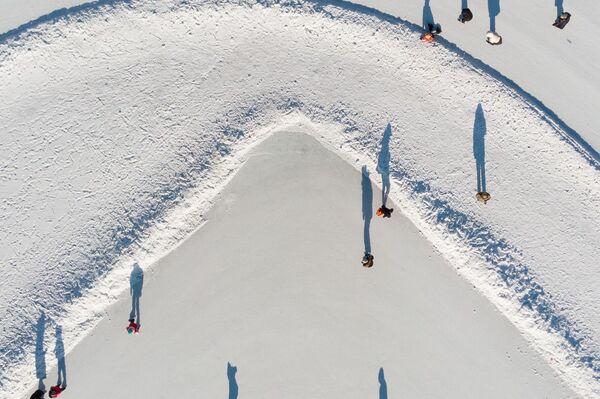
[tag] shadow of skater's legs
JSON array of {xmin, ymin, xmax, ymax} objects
[
  {"xmin": 129, "ymin": 263, "xmax": 144, "ymax": 324},
  {"xmin": 55, "ymin": 326, "xmax": 67, "ymax": 388},
  {"xmin": 227, "ymin": 362, "xmax": 238, "ymax": 399},
  {"xmin": 377, "ymin": 124, "xmax": 393, "ymax": 207},
  {"xmin": 473, "ymin": 104, "xmax": 487, "ymax": 194},
  {"xmin": 378, "ymin": 368, "xmax": 388, "ymax": 399},
  {"xmin": 35, "ymin": 312, "xmax": 47, "ymax": 391}
]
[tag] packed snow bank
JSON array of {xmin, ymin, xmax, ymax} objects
[
  {"xmin": 38, "ymin": 127, "xmax": 576, "ymax": 398},
  {"xmin": 0, "ymin": 0, "xmax": 598, "ymax": 397}
]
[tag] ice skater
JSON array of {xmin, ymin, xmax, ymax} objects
[
  {"xmin": 362, "ymin": 253, "xmax": 374, "ymax": 268},
  {"xmin": 458, "ymin": 0, "xmax": 473, "ymax": 23},
  {"xmin": 48, "ymin": 384, "xmax": 66, "ymax": 398},
  {"xmin": 126, "ymin": 318, "xmax": 140, "ymax": 335},
  {"xmin": 376, "ymin": 206, "xmax": 393, "ymax": 218},
  {"xmin": 476, "ymin": 191, "xmax": 491, "ymax": 204}
]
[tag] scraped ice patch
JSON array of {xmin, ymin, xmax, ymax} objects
[{"xmin": 0, "ymin": 0, "xmax": 598, "ymax": 398}]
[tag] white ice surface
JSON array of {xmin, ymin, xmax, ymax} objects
[
  {"xmin": 0, "ymin": 0, "xmax": 598, "ymax": 398},
  {"xmin": 31, "ymin": 128, "xmax": 577, "ymax": 399}
]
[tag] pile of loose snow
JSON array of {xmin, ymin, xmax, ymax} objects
[{"xmin": 0, "ymin": 0, "xmax": 598, "ymax": 397}]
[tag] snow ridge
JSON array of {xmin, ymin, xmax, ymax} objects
[{"xmin": 0, "ymin": 0, "xmax": 599, "ymax": 397}]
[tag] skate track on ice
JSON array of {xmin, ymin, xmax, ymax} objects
[{"xmin": 0, "ymin": 0, "xmax": 599, "ymax": 397}]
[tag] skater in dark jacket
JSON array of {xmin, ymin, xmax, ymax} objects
[
  {"xmin": 458, "ymin": 7, "xmax": 473, "ymax": 23},
  {"xmin": 30, "ymin": 390, "xmax": 45, "ymax": 399},
  {"xmin": 553, "ymin": 12, "xmax": 571, "ymax": 29}
]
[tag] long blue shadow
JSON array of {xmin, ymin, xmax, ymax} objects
[
  {"xmin": 227, "ymin": 362, "xmax": 238, "ymax": 399},
  {"xmin": 54, "ymin": 325, "xmax": 67, "ymax": 389},
  {"xmin": 473, "ymin": 104, "xmax": 487, "ymax": 193},
  {"xmin": 422, "ymin": 0, "xmax": 435, "ymax": 30},
  {"xmin": 378, "ymin": 368, "xmax": 388, "ymax": 399},
  {"xmin": 129, "ymin": 263, "xmax": 144, "ymax": 325},
  {"xmin": 555, "ymin": 0, "xmax": 564, "ymax": 16},
  {"xmin": 377, "ymin": 124, "xmax": 393, "ymax": 207},
  {"xmin": 35, "ymin": 312, "xmax": 47, "ymax": 391},
  {"xmin": 488, "ymin": 0, "xmax": 500, "ymax": 31},
  {"xmin": 361, "ymin": 165, "xmax": 373, "ymax": 255}
]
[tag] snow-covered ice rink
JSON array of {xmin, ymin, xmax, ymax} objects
[{"xmin": 0, "ymin": 0, "xmax": 598, "ymax": 398}]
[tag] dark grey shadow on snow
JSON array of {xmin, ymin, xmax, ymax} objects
[
  {"xmin": 422, "ymin": 0, "xmax": 435, "ymax": 29},
  {"xmin": 555, "ymin": 0, "xmax": 564, "ymax": 17},
  {"xmin": 361, "ymin": 166, "xmax": 373, "ymax": 255},
  {"xmin": 227, "ymin": 362, "xmax": 238, "ymax": 399},
  {"xmin": 473, "ymin": 104, "xmax": 487, "ymax": 193},
  {"xmin": 54, "ymin": 325, "xmax": 67, "ymax": 388},
  {"xmin": 488, "ymin": 0, "xmax": 500, "ymax": 31},
  {"xmin": 129, "ymin": 263, "xmax": 144, "ymax": 324},
  {"xmin": 378, "ymin": 368, "xmax": 388, "ymax": 399},
  {"xmin": 35, "ymin": 312, "xmax": 47, "ymax": 391},
  {"xmin": 377, "ymin": 124, "xmax": 393, "ymax": 207}
]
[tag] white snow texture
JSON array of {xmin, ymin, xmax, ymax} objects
[{"xmin": 0, "ymin": 0, "xmax": 598, "ymax": 397}]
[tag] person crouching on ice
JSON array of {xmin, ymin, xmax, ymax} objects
[
  {"xmin": 376, "ymin": 205, "xmax": 394, "ymax": 218},
  {"xmin": 420, "ymin": 23, "xmax": 442, "ymax": 43},
  {"xmin": 49, "ymin": 385, "xmax": 65, "ymax": 398},
  {"xmin": 126, "ymin": 319, "xmax": 140, "ymax": 335}
]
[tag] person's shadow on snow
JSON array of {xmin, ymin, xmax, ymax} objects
[
  {"xmin": 378, "ymin": 368, "xmax": 388, "ymax": 399},
  {"xmin": 473, "ymin": 104, "xmax": 487, "ymax": 194},
  {"xmin": 129, "ymin": 263, "xmax": 144, "ymax": 325},
  {"xmin": 227, "ymin": 362, "xmax": 238, "ymax": 399},
  {"xmin": 54, "ymin": 325, "xmax": 67, "ymax": 389},
  {"xmin": 361, "ymin": 166, "xmax": 373, "ymax": 256},
  {"xmin": 488, "ymin": 0, "xmax": 500, "ymax": 31},
  {"xmin": 35, "ymin": 312, "xmax": 47, "ymax": 392},
  {"xmin": 377, "ymin": 124, "xmax": 393, "ymax": 207}
]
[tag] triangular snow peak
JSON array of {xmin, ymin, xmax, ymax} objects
[{"xmin": 58, "ymin": 126, "xmax": 571, "ymax": 399}]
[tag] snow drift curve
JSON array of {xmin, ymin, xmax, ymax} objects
[{"xmin": 0, "ymin": 0, "xmax": 599, "ymax": 397}]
